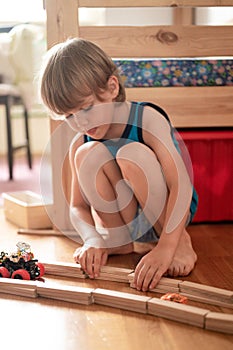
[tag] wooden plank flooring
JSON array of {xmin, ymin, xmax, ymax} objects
[{"xmin": 0, "ymin": 209, "xmax": 232, "ymax": 350}]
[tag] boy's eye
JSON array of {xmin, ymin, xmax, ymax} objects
[
  {"xmin": 82, "ymin": 105, "xmax": 93, "ymax": 112},
  {"xmin": 66, "ymin": 114, "xmax": 74, "ymax": 119}
]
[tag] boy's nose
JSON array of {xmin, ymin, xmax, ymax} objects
[
  {"xmin": 74, "ymin": 115, "xmax": 89, "ymax": 132},
  {"xmin": 76, "ymin": 115, "xmax": 89, "ymax": 125}
]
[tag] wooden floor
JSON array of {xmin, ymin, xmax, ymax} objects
[{"xmin": 0, "ymin": 209, "xmax": 233, "ymax": 350}]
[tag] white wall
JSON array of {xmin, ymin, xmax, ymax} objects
[
  {"xmin": 105, "ymin": 7, "xmax": 172, "ymax": 26},
  {"xmin": 0, "ymin": 0, "xmax": 46, "ymax": 26},
  {"xmin": 196, "ymin": 7, "xmax": 233, "ymax": 25}
]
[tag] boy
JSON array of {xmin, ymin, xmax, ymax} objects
[{"xmin": 40, "ymin": 38, "xmax": 198, "ymax": 291}]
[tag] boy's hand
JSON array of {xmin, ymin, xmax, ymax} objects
[
  {"xmin": 133, "ymin": 245, "xmax": 174, "ymax": 291},
  {"xmin": 73, "ymin": 245, "xmax": 108, "ymax": 278}
]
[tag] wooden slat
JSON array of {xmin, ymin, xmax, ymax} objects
[
  {"xmin": 93, "ymin": 288, "xmax": 151, "ymax": 314},
  {"xmin": 147, "ymin": 297, "xmax": 209, "ymax": 328},
  {"xmin": 46, "ymin": 0, "xmax": 79, "ymax": 48},
  {"xmin": 78, "ymin": 1, "xmax": 233, "ymax": 8},
  {"xmin": 42, "ymin": 261, "xmax": 88, "ymax": 278},
  {"xmin": 95, "ymin": 265, "xmax": 134, "ymax": 283},
  {"xmin": 179, "ymin": 281, "xmax": 233, "ymax": 300},
  {"xmin": 79, "ymin": 25, "xmax": 233, "ymax": 57},
  {"xmin": 49, "ymin": 120, "xmax": 76, "ymax": 232},
  {"xmin": 37, "ymin": 284, "xmax": 94, "ymax": 305},
  {"xmin": 181, "ymin": 293, "xmax": 233, "ymax": 308},
  {"xmin": 0, "ymin": 278, "xmax": 38, "ymax": 298},
  {"xmin": 128, "ymin": 273, "xmax": 181, "ymax": 288},
  {"xmin": 126, "ymin": 86, "xmax": 233, "ymax": 128},
  {"xmin": 17, "ymin": 228, "xmax": 80, "ymax": 237},
  {"xmin": 205, "ymin": 312, "xmax": 233, "ymax": 334},
  {"xmin": 173, "ymin": 8, "xmax": 195, "ymax": 25}
]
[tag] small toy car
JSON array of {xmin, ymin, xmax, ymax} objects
[{"xmin": 0, "ymin": 242, "xmax": 45, "ymax": 280}]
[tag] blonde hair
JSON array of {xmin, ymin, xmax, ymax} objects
[{"xmin": 40, "ymin": 38, "xmax": 126, "ymax": 117}]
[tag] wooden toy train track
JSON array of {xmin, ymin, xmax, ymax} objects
[{"xmin": 0, "ymin": 261, "xmax": 232, "ymax": 335}]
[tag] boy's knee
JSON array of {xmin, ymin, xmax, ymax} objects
[
  {"xmin": 74, "ymin": 141, "xmax": 112, "ymax": 169},
  {"xmin": 116, "ymin": 142, "xmax": 154, "ymax": 168},
  {"xmin": 74, "ymin": 141, "xmax": 97, "ymax": 167}
]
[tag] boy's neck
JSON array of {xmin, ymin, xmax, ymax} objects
[{"xmin": 104, "ymin": 102, "xmax": 131, "ymax": 139}]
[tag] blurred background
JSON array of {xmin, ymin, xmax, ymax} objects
[{"xmin": 0, "ymin": 1, "xmax": 232, "ymax": 204}]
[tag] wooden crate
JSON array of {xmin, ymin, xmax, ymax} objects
[{"xmin": 2, "ymin": 191, "xmax": 52, "ymax": 229}]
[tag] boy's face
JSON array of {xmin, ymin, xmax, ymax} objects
[
  {"xmin": 65, "ymin": 76, "xmax": 120, "ymax": 138},
  {"xmin": 65, "ymin": 94, "xmax": 114, "ymax": 138}
]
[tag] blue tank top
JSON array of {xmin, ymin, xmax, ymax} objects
[{"xmin": 84, "ymin": 102, "xmax": 198, "ymax": 220}]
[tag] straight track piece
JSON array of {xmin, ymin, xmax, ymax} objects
[
  {"xmin": 128, "ymin": 272, "xmax": 181, "ymax": 287},
  {"xmin": 130, "ymin": 282, "xmax": 179, "ymax": 294},
  {"xmin": 43, "ymin": 261, "xmax": 133, "ymax": 282},
  {"xmin": 179, "ymin": 281, "xmax": 233, "ymax": 304},
  {"xmin": 93, "ymin": 288, "xmax": 151, "ymax": 314},
  {"xmin": 42, "ymin": 261, "xmax": 87, "ymax": 278},
  {"xmin": 0, "ymin": 278, "xmax": 37, "ymax": 298},
  {"xmin": 100, "ymin": 266, "xmax": 134, "ymax": 275},
  {"xmin": 95, "ymin": 266, "xmax": 134, "ymax": 283},
  {"xmin": 37, "ymin": 283, "xmax": 94, "ymax": 305},
  {"xmin": 205, "ymin": 312, "xmax": 233, "ymax": 334},
  {"xmin": 181, "ymin": 292, "xmax": 233, "ymax": 309},
  {"xmin": 0, "ymin": 278, "xmax": 37, "ymax": 289},
  {"xmin": 148, "ymin": 297, "xmax": 209, "ymax": 327},
  {"xmin": 129, "ymin": 272, "xmax": 180, "ymax": 293},
  {"xmin": 0, "ymin": 286, "xmax": 37, "ymax": 298},
  {"xmin": 95, "ymin": 275, "xmax": 131, "ymax": 283}
]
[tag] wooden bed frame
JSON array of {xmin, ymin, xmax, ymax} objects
[{"xmin": 44, "ymin": 1, "xmax": 233, "ymax": 231}]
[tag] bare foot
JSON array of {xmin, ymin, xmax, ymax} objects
[
  {"xmin": 107, "ymin": 242, "xmax": 134, "ymax": 255},
  {"xmin": 166, "ymin": 230, "xmax": 197, "ymax": 277}
]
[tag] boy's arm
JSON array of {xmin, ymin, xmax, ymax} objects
[
  {"xmin": 134, "ymin": 211, "xmax": 189, "ymax": 291},
  {"xmin": 68, "ymin": 135, "xmax": 108, "ymax": 277},
  {"xmin": 134, "ymin": 108, "xmax": 193, "ymax": 290},
  {"xmin": 70, "ymin": 205, "xmax": 108, "ymax": 278}
]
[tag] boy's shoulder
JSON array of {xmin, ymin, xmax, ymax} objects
[{"xmin": 139, "ymin": 102, "xmax": 171, "ymax": 123}]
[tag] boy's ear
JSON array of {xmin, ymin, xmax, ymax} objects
[{"xmin": 108, "ymin": 75, "xmax": 120, "ymax": 99}]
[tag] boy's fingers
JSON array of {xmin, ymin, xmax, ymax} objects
[
  {"xmin": 76, "ymin": 248, "xmax": 107, "ymax": 278},
  {"xmin": 141, "ymin": 267, "xmax": 155, "ymax": 291},
  {"xmin": 93, "ymin": 250, "xmax": 108, "ymax": 277},
  {"xmin": 133, "ymin": 259, "xmax": 143, "ymax": 285},
  {"xmin": 86, "ymin": 251, "xmax": 95, "ymax": 277},
  {"xmin": 134, "ymin": 263, "xmax": 149, "ymax": 291},
  {"xmin": 101, "ymin": 251, "xmax": 108, "ymax": 266},
  {"xmin": 93, "ymin": 251, "xmax": 102, "ymax": 277},
  {"xmin": 149, "ymin": 270, "xmax": 163, "ymax": 290}
]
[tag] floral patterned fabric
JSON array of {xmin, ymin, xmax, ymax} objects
[{"xmin": 114, "ymin": 59, "xmax": 233, "ymax": 87}]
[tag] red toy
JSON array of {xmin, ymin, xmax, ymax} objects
[
  {"xmin": 0, "ymin": 242, "xmax": 45, "ymax": 280},
  {"xmin": 160, "ymin": 293, "xmax": 188, "ymax": 304}
]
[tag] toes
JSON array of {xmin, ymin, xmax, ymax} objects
[
  {"xmin": 167, "ymin": 263, "xmax": 186, "ymax": 277},
  {"xmin": 167, "ymin": 257, "xmax": 196, "ymax": 277},
  {"xmin": 182, "ymin": 262, "xmax": 194, "ymax": 276},
  {"xmin": 167, "ymin": 265, "xmax": 177, "ymax": 276}
]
